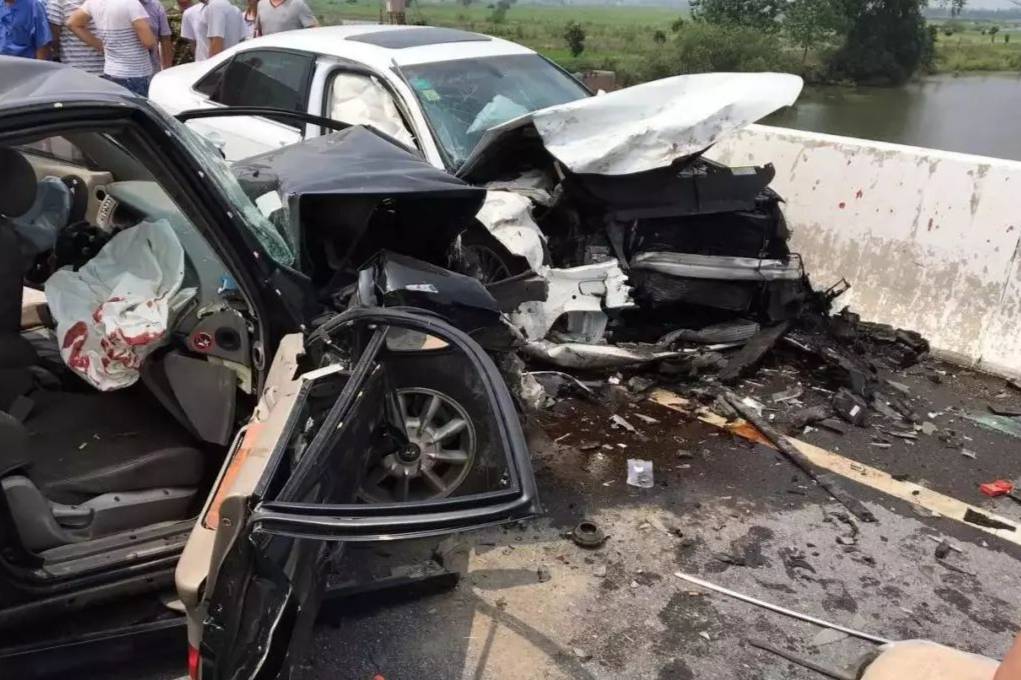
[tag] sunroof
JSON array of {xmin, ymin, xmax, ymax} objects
[{"xmin": 347, "ymin": 27, "xmax": 491, "ymax": 49}]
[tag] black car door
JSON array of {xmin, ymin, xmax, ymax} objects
[{"xmin": 196, "ymin": 307, "xmax": 539, "ymax": 679}]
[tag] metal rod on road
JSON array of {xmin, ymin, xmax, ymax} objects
[{"xmin": 674, "ymin": 571, "xmax": 892, "ymax": 645}]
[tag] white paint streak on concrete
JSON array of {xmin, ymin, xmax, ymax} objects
[{"xmin": 710, "ymin": 124, "xmax": 1021, "ymax": 378}]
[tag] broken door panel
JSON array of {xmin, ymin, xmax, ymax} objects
[{"xmin": 199, "ymin": 308, "xmax": 538, "ymax": 679}]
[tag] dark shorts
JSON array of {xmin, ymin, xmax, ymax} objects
[{"xmin": 101, "ymin": 74, "xmax": 152, "ymax": 97}]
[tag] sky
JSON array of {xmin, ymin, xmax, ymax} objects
[{"xmin": 965, "ymin": 0, "xmax": 1019, "ymax": 8}]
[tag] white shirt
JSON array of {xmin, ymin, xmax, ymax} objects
[
  {"xmin": 80, "ymin": 0, "xmax": 153, "ymax": 78},
  {"xmin": 186, "ymin": 0, "xmax": 244, "ymax": 61},
  {"xmin": 47, "ymin": 0, "xmax": 105, "ymax": 75},
  {"xmin": 180, "ymin": 3, "xmax": 207, "ymax": 61}
]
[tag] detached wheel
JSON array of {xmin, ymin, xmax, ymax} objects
[{"xmin": 360, "ymin": 388, "xmax": 477, "ymax": 503}]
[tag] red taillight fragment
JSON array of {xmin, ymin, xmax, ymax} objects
[{"xmin": 188, "ymin": 645, "xmax": 200, "ymax": 680}]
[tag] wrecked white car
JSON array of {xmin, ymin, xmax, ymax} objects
[{"xmin": 152, "ymin": 24, "xmax": 806, "ymax": 367}]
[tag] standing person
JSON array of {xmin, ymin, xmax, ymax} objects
[
  {"xmin": 241, "ymin": 0, "xmax": 256, "ymax": 40},
  {"xmin": 48, "ymin": 0, "xmax": 104, "ymax": 74},
  {"xmin": 185, "ymin": 0, "xmax": 242, "ymax": 60},
  {"xmin": 0, "ymin": 0, "xmax": 51, "ymax": 59},
  {"xmin": 177, "ymin": 0, "xmax": 202, "ymax": 61},
  {"xmin": 204, "ymin": 0, "xmax": 243, "ymax": 57},
  {"xmin": 256, "ymin": 0, "xmax": 316, "ymax": 36},
  {"xmin": 68, "ymin": 0, "xmax": 156, "ymax": 96},
  {"xmin": 138, "ymin": 0, "xmax": 172, "ymax": 71}
]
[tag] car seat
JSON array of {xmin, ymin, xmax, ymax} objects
[{"xmin": 0, "ymin": 147, "xmax": 206, "ymax": 554}]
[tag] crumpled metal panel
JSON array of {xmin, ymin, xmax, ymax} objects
[
  {"xmin": 631, "ymin": 251, "xmax": 804, "ymax": 281},
  {"xmin": 462, "ymin": 72, "xmax": 803, "ymax": 178},
  {"xmin": 510, "ymin": 262, "xmax": 634, "ymax": 343}
]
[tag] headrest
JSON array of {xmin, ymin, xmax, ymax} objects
[{"xmin": 0, "ymin": 148, "xmax": 38, "ymax": 219}]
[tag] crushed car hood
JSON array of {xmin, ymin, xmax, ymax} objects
[
  {"xmin": 233, "ymin": 125, "xmax": 483, "ymax": 206},
  {"xmin": 458, "ymin": 72, "xmax": 803, "ymax": 181},
  {"xmin": 231, "ymin": 126, "xmax": 487, "ymax": 292}
]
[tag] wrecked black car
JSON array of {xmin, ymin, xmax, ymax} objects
[{"xmin": 0, "ymin": 57, "xmax": 539, "ymax": 678}]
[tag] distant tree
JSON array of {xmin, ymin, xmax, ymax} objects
[
  {"xmin": 1007, "ymin": 33, "xmax": 1012, "ymax": 43},
  {"xmin": 653, "ymin": 29, "xmax": 667, "ymax": 44},
  {"xmin": 826, "ymin": 0, "xmax": 935, "ymax": 85},
  {"xmin": 488, "ymin": 0, "xmax": 514, "ymax": 24},
  {"xmin": 563, "ymin": 20, "xmax": 586, "ymax": 56},
  {"xmin": 690, "ymin": 0, "xmax": 783, "ymax": 32},
  {"xmin": 670, "ymin": 16, "xmax": 685, "ymax": 32},
  {"xmin": 989, "ymin": 25, "xmax": 1000, "ymax": 41},
  {"xmin": 937, "ymin": 0, "xmax": 967, "ymax": 16},
  {"xmin": 458, "ymin": 0, "xmax": 472, "ymax": 6},
  {"xmin": 784, "ymin": 0, "xmax": 845, "ymax": 64}
]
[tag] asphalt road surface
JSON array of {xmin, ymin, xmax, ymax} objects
[{"xmin": 115, "ymin": 357, "xmax": 1021, "ymax": 679}]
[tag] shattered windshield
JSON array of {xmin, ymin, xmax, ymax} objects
[
  {"xmin": 400, "ymin": 54, "xmax": 589, "ymax": 170},
  {"xmin": 173, "ymin": 122, "xmax": 296, "ymax": 267}
]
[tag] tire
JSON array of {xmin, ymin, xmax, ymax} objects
[
  {"xmin": 449, "ymin": 225, "xmax": 532, "ymax": 284},
  {"xmin": 358, "ymin": 349, "xmax": 502, "ymax": 503}
]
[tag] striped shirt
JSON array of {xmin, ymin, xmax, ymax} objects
[
  {"xmin": 80, "ymin": 0, "xmax": 153, "ymax": 79},
  {"xmin": 47, "ymin": 0, "xmax": 104, "ymax": 75}
]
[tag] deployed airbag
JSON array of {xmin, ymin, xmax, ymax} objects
[{"xmin": 45, "ymin": 220, "xmax": 191, "ymax": 391}]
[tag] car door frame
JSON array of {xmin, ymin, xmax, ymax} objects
[
  {"xmin": 0, "ymin": 98, "xmax": 296, "ymax": 619},
  {"xmin": 310, "ymin": 56, "xmax": 447, "ymax": 169},
  {"xmin": 197, "ymin": 307, "xmax": 539, "ymax": 679},
  {"xmin": 188, "ymin": 47, "xmax": 319, "ymax": 159}
]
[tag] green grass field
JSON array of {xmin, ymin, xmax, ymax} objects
[
  {"xmin": 310, "ymin": 0, "xmax": 682, "ymax": 81},
  {"xmin": 307, "ymin": 1, "xmax": 1021, "ymax": 82},
  {"xmin": 931, "ymin": 21, "xmax": 1021, "ymax": 72}
]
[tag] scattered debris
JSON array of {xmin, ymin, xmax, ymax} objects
[
  {"xmin": 963, "ymin": 413, "xmax": 1021, "ymax": 440},
  {"xmin": 568, "ymin": 520, "xmax": 608, "ymax": 549},
  {"xmin": 988, "ymin": 403, "xmax": 1021, "ymax": 417},
  {"xmin": 960, "ymin": 448, "xmax": 977, "ymax": 460},
  {"xmin": 723, "ymin": 392, "xmax": 876, "ymax": 523},
  {"xmin": 718, "ymin": 322, "xmax": 791, "ymax": 385},
  {"xmin": 610, "ymin": 414, "xmax": 639, "ymax": 435},
  {"xmin": 919, "ymin": 421, "xmax": 938, "ymax": 436},
  {"xmin": 771, "ymin": 384, "xmax": 804, "ymax": 403},
  {"xmin": 934, "ymin": 540, "xmax": 952, "ymax": 560},
  {"xmin": 536, "ymin": 566, "xmax": 552, "ymax": 583},
  {"xmin": 746, "ymin": 639, "xmax": 856, "ymax": 680},
  {"xmin": 937, "ymin": 560, "xmax": 977, "ymax": 577},
  {"xmin": 572, "ymin": 647, "xmax": 592, "ymax": 661},
  {"xmin": 978, "ymin": 480, "xmax": 1021, "ymax": 505},
  {"xmin": 925, "ymin": 535, "xmax": 963, "ymax": 554},
  {"xmin": 633, "ymin": 413, "xmax": 660, "ymax": 425},
  {"xmin": 658, "ymin": 319, "xmax": 760, "ymax": 347},
  {"xmin": 674, "ymin": 571, "xmax": 891, "ymax": 644},
  {"xmin": 963, "ymin": 508, "xmax": 1016, "ymax": 532},
  {"xmin": 817, "ymin": 419, "xmax": 846, "ymax": 435},
  {"xmin": 626, "ymin": 375, "xmax": 656, "ymax": 393},
  {"xmin": 790, "ymin": 405, "xmax": 831, "ymax": 430},
  {"xmin": 626, "ymin": 459, "xmax": 655, "ymax": 488},
  {"xmin": 832, "ymin": 388, "xmax": 868, "ymax": 426}
]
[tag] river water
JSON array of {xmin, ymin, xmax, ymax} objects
[{"xmin": 765, "ymin": 72, "xmax": 1021, "ymax": 161}]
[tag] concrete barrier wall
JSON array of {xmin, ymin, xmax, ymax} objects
[{"xmin": 709, "ymin": 124, "xmax": 1021, "ymax": 379}]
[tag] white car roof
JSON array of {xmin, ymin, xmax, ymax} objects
[{"xmin": 228, "ymin": 25, "xmax": 535, "ymax": 69}]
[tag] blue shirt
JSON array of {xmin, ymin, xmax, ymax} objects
[{"xmin": 0, "ymin": 0, "xmax": 51, "ymax": 58}]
